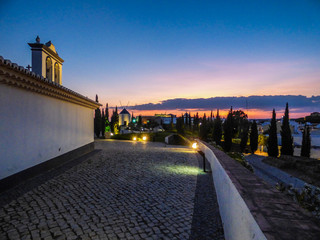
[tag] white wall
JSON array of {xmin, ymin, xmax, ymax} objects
[
  {"xmin": 197, "ymin": 141, "xmax": 267, "ymax": 240},
  {"xmin": 119, "ymin": 114, "xmax": 130, "ymax": 126},
  {"xmin": 0, "ymin": 84, "xmax": 94, "ymax": 179}
]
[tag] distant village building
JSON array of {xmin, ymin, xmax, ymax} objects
[
  {"xmin": 0, "ymin": 37, "xmax": 100, "ymax": 189},
  {"xmin": 311, "ymin": 112, "xmax": 320, "ymax": 117},
  {"xmin": 119, "ymin": 108, "xmax": 131, "ymax": 126},
  {"xmin": 259, "ymin": 120, "xmax": 296, "ymax": 134},
  {"xmin": 154, "ymin": 114, "xmax": 177, "ymax": 125}
]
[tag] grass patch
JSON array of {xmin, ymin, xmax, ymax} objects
[{"xmin": 227, "ymin": 152, "xmax": 253, "ymax": 172}]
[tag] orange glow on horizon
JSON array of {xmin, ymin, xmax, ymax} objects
[{"xmin": 103, "ymin": 107, "xmax": 310, "ymax": 119}]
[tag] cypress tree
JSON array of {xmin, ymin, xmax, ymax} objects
[
  {"xmin": 267, "ymin": 109, "xmax": 279, "ymax": 157},
  {"xmin": 301, "ymin": 124, "xmax": 311, "ymax": 157},
  {"xmin": 110, "ymin": 106, "xmax": 119, "ymax": 134},
  {"xmin": 185, "ymin": 112, "xmax": 188, "ymax": 125},
  {"xmin": 176, "ymin": 116, "xmax": 185, "ymax": 135},
  {"xmin": 114, "ymin": 106, "xmax": 119, "ymax": 134},
  {"xmin": 199, "ymin": 113, "xmax": 208, "ymax": 141},
  {"xmin": 105, "ymin": 103, "xmax": 109, "ymax": 122},
  {"xmin": 94, "ymin": 95, "xmax": 102, "ymax": 138},
  {"xmin": 281, "ymin": 103, "xmax": 294, "ymax": 156},
  {"xmin": 110, "ymin": 109, "xmax": 115, "ymax": 133},
  {"xmin": 170, "ymin": 115, "xmax": 174, "ymax": 130},
  {"xmin": 193, "ymin": 112, "xmax": 199, "ymax": 133},
  {"xmin": 240, "ymin": 125, "xmax": 249, "ymax": 153},
  {"xmin": 213, "ymin": 109, "xmax": 222, "ymax": 146},
  {"xmin": 105, "ymin": 104, "xmax": 111, "ymax": 133},
  {"xmin": 101, "ymin": 110, "xmax": 105, "ymax": 137},
  {"xmin": 223, "ymin": 107, "xmax": 233, "ymax": 152},
  {"xmin": 181, "ymin": 113, "xmax": 185, "ymax": 127},
  {"xmin": 250, "ymin": 120, "xmax": 258, "ymax": 154}
]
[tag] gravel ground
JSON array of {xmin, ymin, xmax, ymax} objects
[{"xmin": 0, "ymin": 140, "xmax": 224, "ymax": 240}]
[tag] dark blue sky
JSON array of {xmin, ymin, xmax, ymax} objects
[{"xmin": 1, "ymin": 0, "xmax": 319, "ymax": 117}]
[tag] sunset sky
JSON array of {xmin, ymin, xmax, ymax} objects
[{"xmin": 0, "ymin": 0, "xmax": 319, "ymax": 118}]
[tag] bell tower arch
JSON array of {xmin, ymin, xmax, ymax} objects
[{"xmin": 28, "ymin": 36, "xmax": 64, "ymax": 84}]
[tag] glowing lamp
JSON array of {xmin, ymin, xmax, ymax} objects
[
  {"xmin": 111, "ymin": 133, "xmax": 114, "ymax": 136},
  {"xmin": 192, "ymin": 142, "xmax": 198, "ymax": 149},
  {"xmin": 142, "ymin": 136, "xmax": 147, "ymax": 141},
  {"xmin": 133, "ymin": 137, "xmax": 137, "ymax": 141}
]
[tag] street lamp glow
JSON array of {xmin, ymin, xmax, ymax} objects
[
  {"xmin": 133, "ymin": 137, "xmax": 137, "ymax": 141},
  {"xmin": 142, "ymin": 136, "xmax": 147, "ymax": 141},
  {"xmin": 192, "ymin": 142, "xmax": 198, "ymax": 149}
]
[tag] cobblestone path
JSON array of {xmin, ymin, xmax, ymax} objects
[{"xmin": 0, "ymin": 140, "xmax": 224, "ymax": 239}]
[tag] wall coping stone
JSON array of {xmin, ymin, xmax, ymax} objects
[{"xmin": 0, "ymin": 56, "xmax": 101, "ymax": 109}]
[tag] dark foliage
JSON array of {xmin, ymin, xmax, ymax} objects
[
  {"xmin": 223, "ymin": 107, "xmax": 233, "ymax": 152},
  {"xmin": 193, "ymin": 112, "xmax": 200, "ymax": 133},
  {"xmin": 267, "ymin": 109, "xmax": 279, "ymax": 157},
  {"xmin": 94, "ymin": 94, "xmax": 102, "ymax": 137},
  {"xmin": 231, "ymin": 110, "xmax": 248, "ymax": 138},
  {"xmin": 105, "ymin": 103, "xmax": 109, "ymax": 121},
  {"xmin": 301, "ymin": 124, "xmax": 311, "ymax": 158},
  {"xmin": 101, "ymin": 110, "xmax": 105, "ymax": 137},
  {"xmin": 199, "ymin": 113, "xmax": 208, "ymax": 141},
  {"xmin": 213, "ymin": 109, "xmax": 222, "ymax": 146},
  {"xmin": 281, "ymin": 103, "xmax": 294, "ymax": 156},
  {"xmin": 176, "ymin": 116, "xmax": 185, "ymax": 135},
  {"xmin": 110, "ymin": 106, "xmax": 119, "ymax": 133},
  {"xmin": 240, "ymin": 124, "xmax": 249, "ymax": 152},
  {"xmin": 188, "ymin": 112, "xmax": 192, "ymax": 129},
  {"xmin": 296, "ymin": 112, "xmax": 320, "ymax": 124},
  {"xmin": 250, "ymin": 120, "xmax": 258, "ymax": 153}
]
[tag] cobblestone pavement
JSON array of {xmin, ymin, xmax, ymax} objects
[
  {"xmin": 0, "ymin": 140, "xmax": 224, "ymax": 239},
  {"xmin": 189, "ymin": 158, "xmax": 224, "ymax": 240}
]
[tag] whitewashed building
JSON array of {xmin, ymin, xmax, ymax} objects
[
  {"xmin": 119, "ymin": 108, "xmax": 131, "ymax": 126},
  {"xmin": 0, "ymin": 37, "xmax": 100, "ymax": 190}
]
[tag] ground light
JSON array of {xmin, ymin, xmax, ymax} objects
[
  {"xmin": 192, "ymin": 142, "xmax": 198, "ymax": 149},
  {"xmin": 192, "ymin": 141, "xmax": 206, "ymax": 172}
]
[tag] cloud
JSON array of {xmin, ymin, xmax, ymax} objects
[{"xmin": 128, "ymin": 95, "xmax": 320, "ymax": 113}]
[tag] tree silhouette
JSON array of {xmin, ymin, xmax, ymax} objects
[
  {"xmin": 94, "ymin": 94, "xmax": 102, "ymax": 138},
  {"xmin": 110, "ymin": 106, "xmax": 119, "ymax": 134},
  {"xmin": 193, "ymin": 112, "xmax": 199, "ymax": 133},
  {"xmin": 281, "ymin": 103, "xmax": 293, "ymax": 156},
  {"xmin": 301, "ymin": 124, "xmax": 311, "ymax": 158},
  {"xmin": 104, "ymin": 103, "xmax": 111, "ymax": 133},
  {"xmin": 250, "ymin": 120, "xmax": 258, "ymax": 154},
  {"xmin": 223, "ymin": 107, "xmax": 233, "ymax": 152},
  {"xmin": 213, "ymin": 109, "xmax": 222, "ymax": 146},
  {"xmin": 240, "ymin": 124, "xmax": 249, "ymax": 152},
  {"xmin": 176, "ymin": 115, "xmax": 185, "ymax": 135},
  {"xmin": 267, "ymin": 109, "xmax": 278, "ymax": 157},
  {"xmin": 199, "ymin": 113, "xmax": 208, "ymax": 141},
  {"xmin": 101, "ymin": 110, "xmax": 105, "ymax": 137}
]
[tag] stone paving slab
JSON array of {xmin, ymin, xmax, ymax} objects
[{"xmin": 0, "ymin": 140, "xmax": 224, "ymax": 239}]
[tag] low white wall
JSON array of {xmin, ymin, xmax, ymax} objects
[
  {"xmin": 0, "ymin": 84, "xmax": 94, "ymax": 179},
  {"xmin": 197, "ymin": 141, "xmax": 267, "ymax": 240}
]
